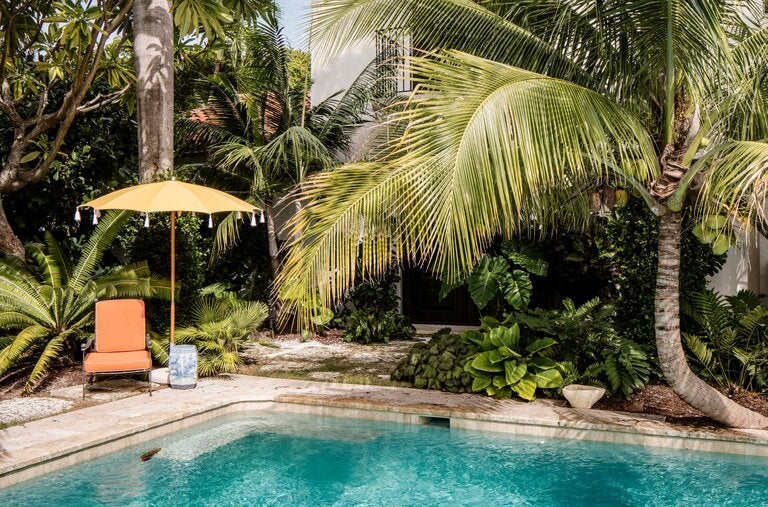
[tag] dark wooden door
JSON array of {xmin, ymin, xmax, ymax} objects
[{"xmin": 401, "ymin": 268, "xmax": 479, "ymax": 325}]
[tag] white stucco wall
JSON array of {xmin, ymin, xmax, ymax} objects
[
  {"xmin": 311, "ymin": 41, "xmax": 376, "ymax": 104},
  {"xmin": 707, "ymin": 232, "xmax": 768, "ymax": 295}
]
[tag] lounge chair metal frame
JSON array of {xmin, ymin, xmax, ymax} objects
[{"xmin": 82, "ymin": 299, "xmax": 153, "ymax": 399}]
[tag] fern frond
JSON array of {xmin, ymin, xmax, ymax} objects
[
  {"xmin": 25, "ymin": 243, "xmax": 61, "ymax": 289},
  {"xmin": 44, "ymin": 232, "xmax": 72, "ymax": 286},
  {"xmin": 683, "ymin": 333, "xmax": 715, "ymax": 369}
]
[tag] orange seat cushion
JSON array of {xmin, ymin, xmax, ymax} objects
[
  {"xmin": 95, "ymin": 299, "xmax": 146, "ymax": 353},
  {"xmin": 84, "ymin": 351, "xmax": 151, "ymax": 373}
]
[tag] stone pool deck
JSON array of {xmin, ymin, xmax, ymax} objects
[{"xmin": 2, "ymin": 375, "xmax": 768, "ymax": 488}]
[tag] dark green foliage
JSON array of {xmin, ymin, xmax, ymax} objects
[
  {"xmin": 461, "ymin": 318, "xmax": 565, "ymax": 400},
  {"xmin": 3, "ymin": 93, "xmax": 138, "ymax": 249},
  {"xmin": 391, "ymin": 329, "xmax": 473, "ymax": 392},
  {"xmin": 120, "ymin": 214, "xmax": 211, "ymax": 330},
  {"xmin": 682, "ymin": 290, "xmax": 768, "ymax": 393},
  {"xmin": 207, "ymin": 224, "xmax": 272, "ymax": 302},
  {"xmin": 343, "ymin": 310, "xmax": 414, "ymax": 344},
  {"xmin": 459, "ymin": 240, "xmax": 547, "ymax": 316},
  {"xmin": 528, "ymin": 228, "xmax": 615, "ymax": 309},
  {"xmin": 516, "ymin": 298, "xmax": 651, "ymax": 399},
  {"xmin": 341, "ymin": 270, "xmax": 415, "ymax": 344},
  {"xmin": 604, "ymin": 198, "xmax": 725, "ymax": 345}
]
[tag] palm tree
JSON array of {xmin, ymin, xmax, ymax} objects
[
  {"xmin": 132, "ymin": 0, "xmax": 274, "ymax": 182},
  {"xmin": 277, "ymin": 1, "xmax": 768, "ymax": 428},
  {"xmin": 0, "ymin": 211, "xmax": 170, "ymax": 393},
  {"xmin": 177, "ymin": 15, "xmax": 374, "ymax": 280}
]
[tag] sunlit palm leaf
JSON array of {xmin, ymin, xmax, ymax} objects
[
  {"xmin": 24, "ymin": 331, "xmax": 70, "ymax": 393},
  {"xmin": 310, "ymin": 0, "xmax": 588, "ymax": 83},
  {"xmin": 694, "ymin": 141, "xmax": 768, "ymax": 228},
  {"xmin": 277, "ymin": 51, "xmax": 657, "ymax": 324},
  {"xmin": 0, "ymin": 324, "xmax": 49, "ymax": 376},
  {"xmin": 44, "ymin": 232, "xmax": 72, "ymax": 286},
  {"xmin": 71, "ymin": 210, "xmax": 131, "ymax": 291},
  {"xmin": 25, "ymin": 243, "xmax": 61, "ymax": 288}
]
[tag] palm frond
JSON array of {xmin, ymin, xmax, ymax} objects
[
  {"xmin": 693, "ymin": 140, "xmax": 768, "ymax": 230},
  {"xmin": 25, "ymin": 242, "xmax": 61, "ymax": 288},
  {"xmin": 24, "ymin": 331, "xmax": 69, "ymax": 393},
  {"xmin": 211, "ymin": 211, "xmax": 244, "ymax": 259},
  {"xmin": 0, "ymin": 325, "xmax": 50, "ymax": 376},
  {"xmin": 0, "ymin": 311, "xmax": 38, "ymax": 330},
  {"xmin": 44, "ymin": 232, "xmax": 72, "ymax": 286},
  {"xmin": 70, "ymin": 210, "xmax": 131, "ymax": 291},
  {"xmin": 0, "ymin": 263, "xmax": 53, "ymax": 324},
  {"xmin": 277, "ymin": 51, "xmax": 658, "ymax": 325},
  {"xmin": 257, "ymin": 125, "xmax": 333, "ymax": 183},
  {"xmin": 310, "ymin": 0, "xmax": 589, "ymax": 84}
]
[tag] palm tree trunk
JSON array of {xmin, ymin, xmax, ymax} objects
[
  {"xmin": 266, "ymin": 205, "xmax": 280, "ymax": 331},
  {"xmin": 655, "ymin": 212, "xmax": 768, "ymax": 428},
  {"xmin": 133, "ymin": 0, "xmax": 174, "ymax": 183}
]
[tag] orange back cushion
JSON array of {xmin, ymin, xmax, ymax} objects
[{"xmin": 95, "ymin": 299, "xmax": 146, "ymax": 352}]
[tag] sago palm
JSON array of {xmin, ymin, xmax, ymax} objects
[
  {"xmin": 151, "ymin": 296, "xmax": 268, "ymax": 376},
  {"xmin": 0, "ymin": 211, "xmax": 170, "ymax": 393},
  {"xmin": 277, "ymin": 1, "xmax": 768, "ymax": 427}
]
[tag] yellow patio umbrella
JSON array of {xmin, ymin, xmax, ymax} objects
[{"xmin": 80, "ymin": 178, "xmax": 260, "ymax": 344}]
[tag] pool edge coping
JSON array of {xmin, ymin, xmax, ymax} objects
[{"xmin": 1, "ymin": 376, "xmax": 768, "ymax": 489}]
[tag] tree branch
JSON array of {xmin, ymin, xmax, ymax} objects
[{"xmin": 77, "ymin": 84, "xmax": 131, "ymax": 113}]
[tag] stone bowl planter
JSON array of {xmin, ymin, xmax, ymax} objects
[
  {"xmin": 150, "ymin": 367, "xmax": 170, "ymax": 385},
  {"xmin": 562, "ymin": 384, "xmax": 605, "ymax": 409}
]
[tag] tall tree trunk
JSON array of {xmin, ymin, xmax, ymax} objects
[
  {"xmin": 266, "ymin": 205, "xmax": 280, "ymax": 331},
  {"xmin": 655, "ymin": 212, "xmax": 768, "ymax": 428},
  {"xmin": 133, "ymin": 0, "xmax": 174, "ymax": 183},
  {"xmin": 0, "ymin": 198, "xmax": 24, "ymax": 258}
]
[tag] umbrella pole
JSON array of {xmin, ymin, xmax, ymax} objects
[{"xmin": 170, "ymin": 210, "xmax": 176, "ymax": 345}]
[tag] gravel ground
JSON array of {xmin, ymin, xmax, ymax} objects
[{"xmin": 0, "ymin": 398, "xmax": 73, "ymax": 425}]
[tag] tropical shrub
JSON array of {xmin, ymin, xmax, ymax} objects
[
  {"xmin": 457, "ymin": 240, "xmax": 548, "ymax": 317},
  {"xmin": 682, "ymin": 290, "xmax": 768, "ymax": 393},
  {"xmin": 343, "ymin": 310, "xmax": 414, "ymax": 344},
  {"xmin": 341, "ymin": 270, "xmax": 415, "ymax": 344},
  {"xmin": 152, "ymin": 296, "xmax": 268, "ymax": 376},
  {"xmin": 391, "ymin": 328, "xmax": 473, "ymax": 392},
  {"xmin": 0, "ymin": 211, "xmax": 169, "ymax": 392},
  {"xmin": 516, "ymin": 298, "xmax": 651, "ymax": 399},
  {"xmin": 461, "ymin": 319, "xmax": 566, "ymax": 401}
]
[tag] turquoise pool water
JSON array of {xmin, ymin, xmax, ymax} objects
[{"xmin": 4, "ymin": 412, "xmax": 768, "ymax": 506}]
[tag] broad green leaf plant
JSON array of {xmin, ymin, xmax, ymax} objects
[
  {"xmin": 0, "ymin": 211, "xmax": 170, "ymax": 393},
  {"xmin": 462, "ymin": 319, "xmax": 565, "ymax": 401},
  {"xmin": 278, "ymin": 0, "xmax": 768, "ymax": 428}
]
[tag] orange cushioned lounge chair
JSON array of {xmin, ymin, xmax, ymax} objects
[{"xmin": 82, "ymin": 299, "xmax": 152, "ymax": 398}]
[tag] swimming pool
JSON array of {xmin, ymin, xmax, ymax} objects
[{"xmin": 4, "ymin": 411, "xmax": 768, "ymax": 506}]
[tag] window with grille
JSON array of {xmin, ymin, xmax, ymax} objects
[{"xmin": 375, "ymin": 29, "xmax": 413, "ymax": 96}]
